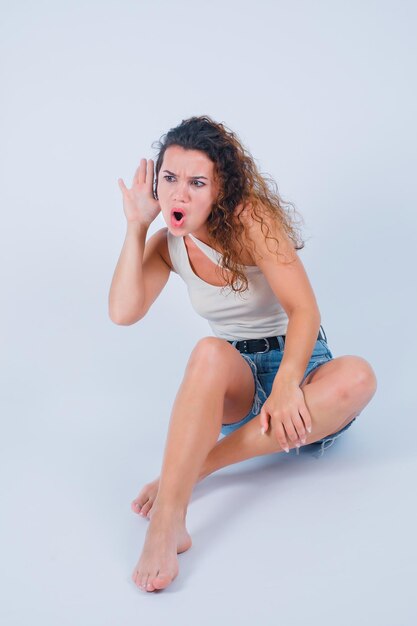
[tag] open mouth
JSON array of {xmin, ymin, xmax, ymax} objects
[{"xmin": 171, "ymin": 208, "xmax": 186, "ymax": 227}]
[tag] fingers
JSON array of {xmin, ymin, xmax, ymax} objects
[
  {"xmin": 282, "ymin": 419, "xmax": 303, "ymax": 447},
  {"xmin": 118, "ymin": 178, "xmax": 128, "ymax": 194},
  {"xmin": 133, "ymin": 158, "xmax": 154, "ymax": 188},
  {"xmin": 133, "ymin": 158, "xmax": 146, "ymax": 186},
  {"xmin": 273, "ymin": 409, "xmax": 311, "ymax": 451},
  {"xmin": 259, "ymin": 408, "xmax": 269, "ymax": 434},
  {"xmin": 262, "ymin": 386, "xmax": 314, "ymax": 451},
  {"xmin": 289, "ymin": 412, "xmax": 308, "ymax": 443},
  {"xmin": 299, "ymin": 404, "xmax": 312, "ymax": 434},
  {"xmin": 275, "ymin": 422, "xmax": 290, "ymax": 453},
  {"xmin": 147, "ymin": 159, "xmax": 154, "ymax": 189},
  {"xmin": 284, "ymin": 401, "xmax": 312, "ymax": 445}
]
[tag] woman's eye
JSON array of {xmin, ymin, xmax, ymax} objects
[{"xmin": 163, "ymin": 175, "xmax": 204, "ymax": 188}]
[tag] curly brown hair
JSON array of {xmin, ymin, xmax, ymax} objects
[{"xmin": 152, "ymin": 115, "xmax": 305, "ymax": 295}]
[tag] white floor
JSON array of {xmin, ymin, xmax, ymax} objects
[
  {"xmin": 2, "ymin": 2, "xmax": 416, "ymax": 623},
  {"xmin": 2, "ymin": 388, "xmax": 416, "ymax": 626}
]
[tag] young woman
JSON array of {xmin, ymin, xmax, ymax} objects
[{"xmin": 109, "ymin": 115, "xmax": 377, "ymax": 593}]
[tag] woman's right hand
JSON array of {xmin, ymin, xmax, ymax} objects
[{"xmin": 118, "ymin": 159, "xmax": 161, "ymax": 227}]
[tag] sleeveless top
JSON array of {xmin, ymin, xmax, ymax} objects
[{"xmin": 166, "ymin": 230, "xmax": 289, "ymax": 341}]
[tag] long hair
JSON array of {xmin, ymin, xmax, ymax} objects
[{"xmin": 152, "ymin": 115, "xmax": 305, "ymax": 294}]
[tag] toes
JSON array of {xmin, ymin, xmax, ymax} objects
[
  {"xmin": 140, "ymin": 574, "xmax": 149, "ymax": 591},
  {"xmin": 152, "ymin": 572, "xmax": 172, "ymax": 590},
  {"xmin": 136, "ymin": 572, "xmax": 159, "ymax": 592},
  {"xmin": 132, "ymin": 567, "xmax": 148, "ymax": 591},
  {"xmin": 131, "ymin": 501, "xmax": 140, "ymax": 513},
  {"xmin": 131, "ymin": 497, "xmax": 149, "ymax": 514},
  {"xmin": 141, "ymin": 500, "xmax": 153, "ymax": 517},
  {"xmin": 133, "ymin": 567, "xmax": 172, "ymax": 592}
]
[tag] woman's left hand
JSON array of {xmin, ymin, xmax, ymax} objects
[{"xmin": 259, "ymin": 382, "xmax": 312, "ymax": 452}]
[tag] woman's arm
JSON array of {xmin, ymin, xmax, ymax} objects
[
  {"xmin": 109, "ymin": 159, "xmax": 170, "ymax": 325},
  {"xmin": 241, "ymin": 207, "xmax": 321, "ymax": 443},
  {"xmin": 241, "ymin": 208, "xmax": 321, "ymax": 384},
  {"xmin": 273, "ymin": 308, "xmax": 321, "ymax": 388},
  {"xmin": 108, "ymin": 222, "xmax": 149, "ymax": 324},
  {"xmin": 108, "ymin": 225, "xmax": 171, "ymax": 325}
]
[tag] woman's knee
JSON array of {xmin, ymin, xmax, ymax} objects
[
  {"xmin": 187, "ymin": 336, "xmax": 233, "ymax": 373},
  {"xmin": 336, "ymin": 356, "xmax": 377, "ymax": 404}
]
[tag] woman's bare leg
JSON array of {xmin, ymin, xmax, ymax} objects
[
  {"xmin": 200, "ymin": 354, "xmax": 376, "ymax": 475},
  {"xmin": 133, "ymin": 355, "xmax": 377, "ymax": 518},
  {"xmin": 132, "ymin": 337, "xmax": 257, "ymax": 592}
]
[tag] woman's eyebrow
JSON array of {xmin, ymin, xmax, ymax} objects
[{"xmin": 163, "ymin": 169, "xmax": 209, "ymax": 180}]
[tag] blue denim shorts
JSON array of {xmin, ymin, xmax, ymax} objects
[{"xmin": 220, "ymin": 337, "xmax": 357, "ymax": 458}]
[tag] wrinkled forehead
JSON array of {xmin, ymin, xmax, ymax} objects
[{"xmin": 161, "ymin": 146, "xmax": 216, "ymax": 180}]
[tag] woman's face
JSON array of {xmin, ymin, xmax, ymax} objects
[{"xmin": 157, "ymin": 145, "xmax": 219, "ymax": 238}]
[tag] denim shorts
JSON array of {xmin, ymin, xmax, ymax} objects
[{"xmin": 220, "ymin": 337, "xmax": 357, "ymax": 458}]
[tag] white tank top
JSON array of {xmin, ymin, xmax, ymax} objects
[{"xmin": 166, "ymin": 230, "xmax": 289, "ymax": 341}]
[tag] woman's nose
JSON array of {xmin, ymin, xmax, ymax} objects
[{"xmin": 173, "ymin": 181, "xmax": 190, "ymax": 202}]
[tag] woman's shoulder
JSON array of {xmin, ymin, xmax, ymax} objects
[
  {"xmin": 231, "ymin": 201, "xmax": 264, "ymax": 264},
  {"xmin": 235, "ymin": 201, "xmax": 296, "ymax": 263},
  {"xmin": 234, "ymin": 200, "xmax": 277, "ymax": 231}
]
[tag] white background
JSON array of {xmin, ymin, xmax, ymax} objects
[{"xmin": 1, "ymin": 0, "xmax": 416, "ymax": 624}]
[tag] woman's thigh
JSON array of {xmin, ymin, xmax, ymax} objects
[
  {"xmin": 221, "ymin": 339, "xmax": 335, "ymax": 437},
  {"xmin": 190, "ymin": 337, "xmax": 256, "ymax": 426}
]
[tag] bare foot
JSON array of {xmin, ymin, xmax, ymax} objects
[
  {"xmin": 131, "ymin": 478, "xmax": 160, "ymax": 518},
  {"xmin": 132, "ymin": 509, "xmax": 192, "ymax": 592}
]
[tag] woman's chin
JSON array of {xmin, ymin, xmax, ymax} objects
[{"xmin": 167, "ymin": 223, "xmax": 186, "ymax": 236}]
